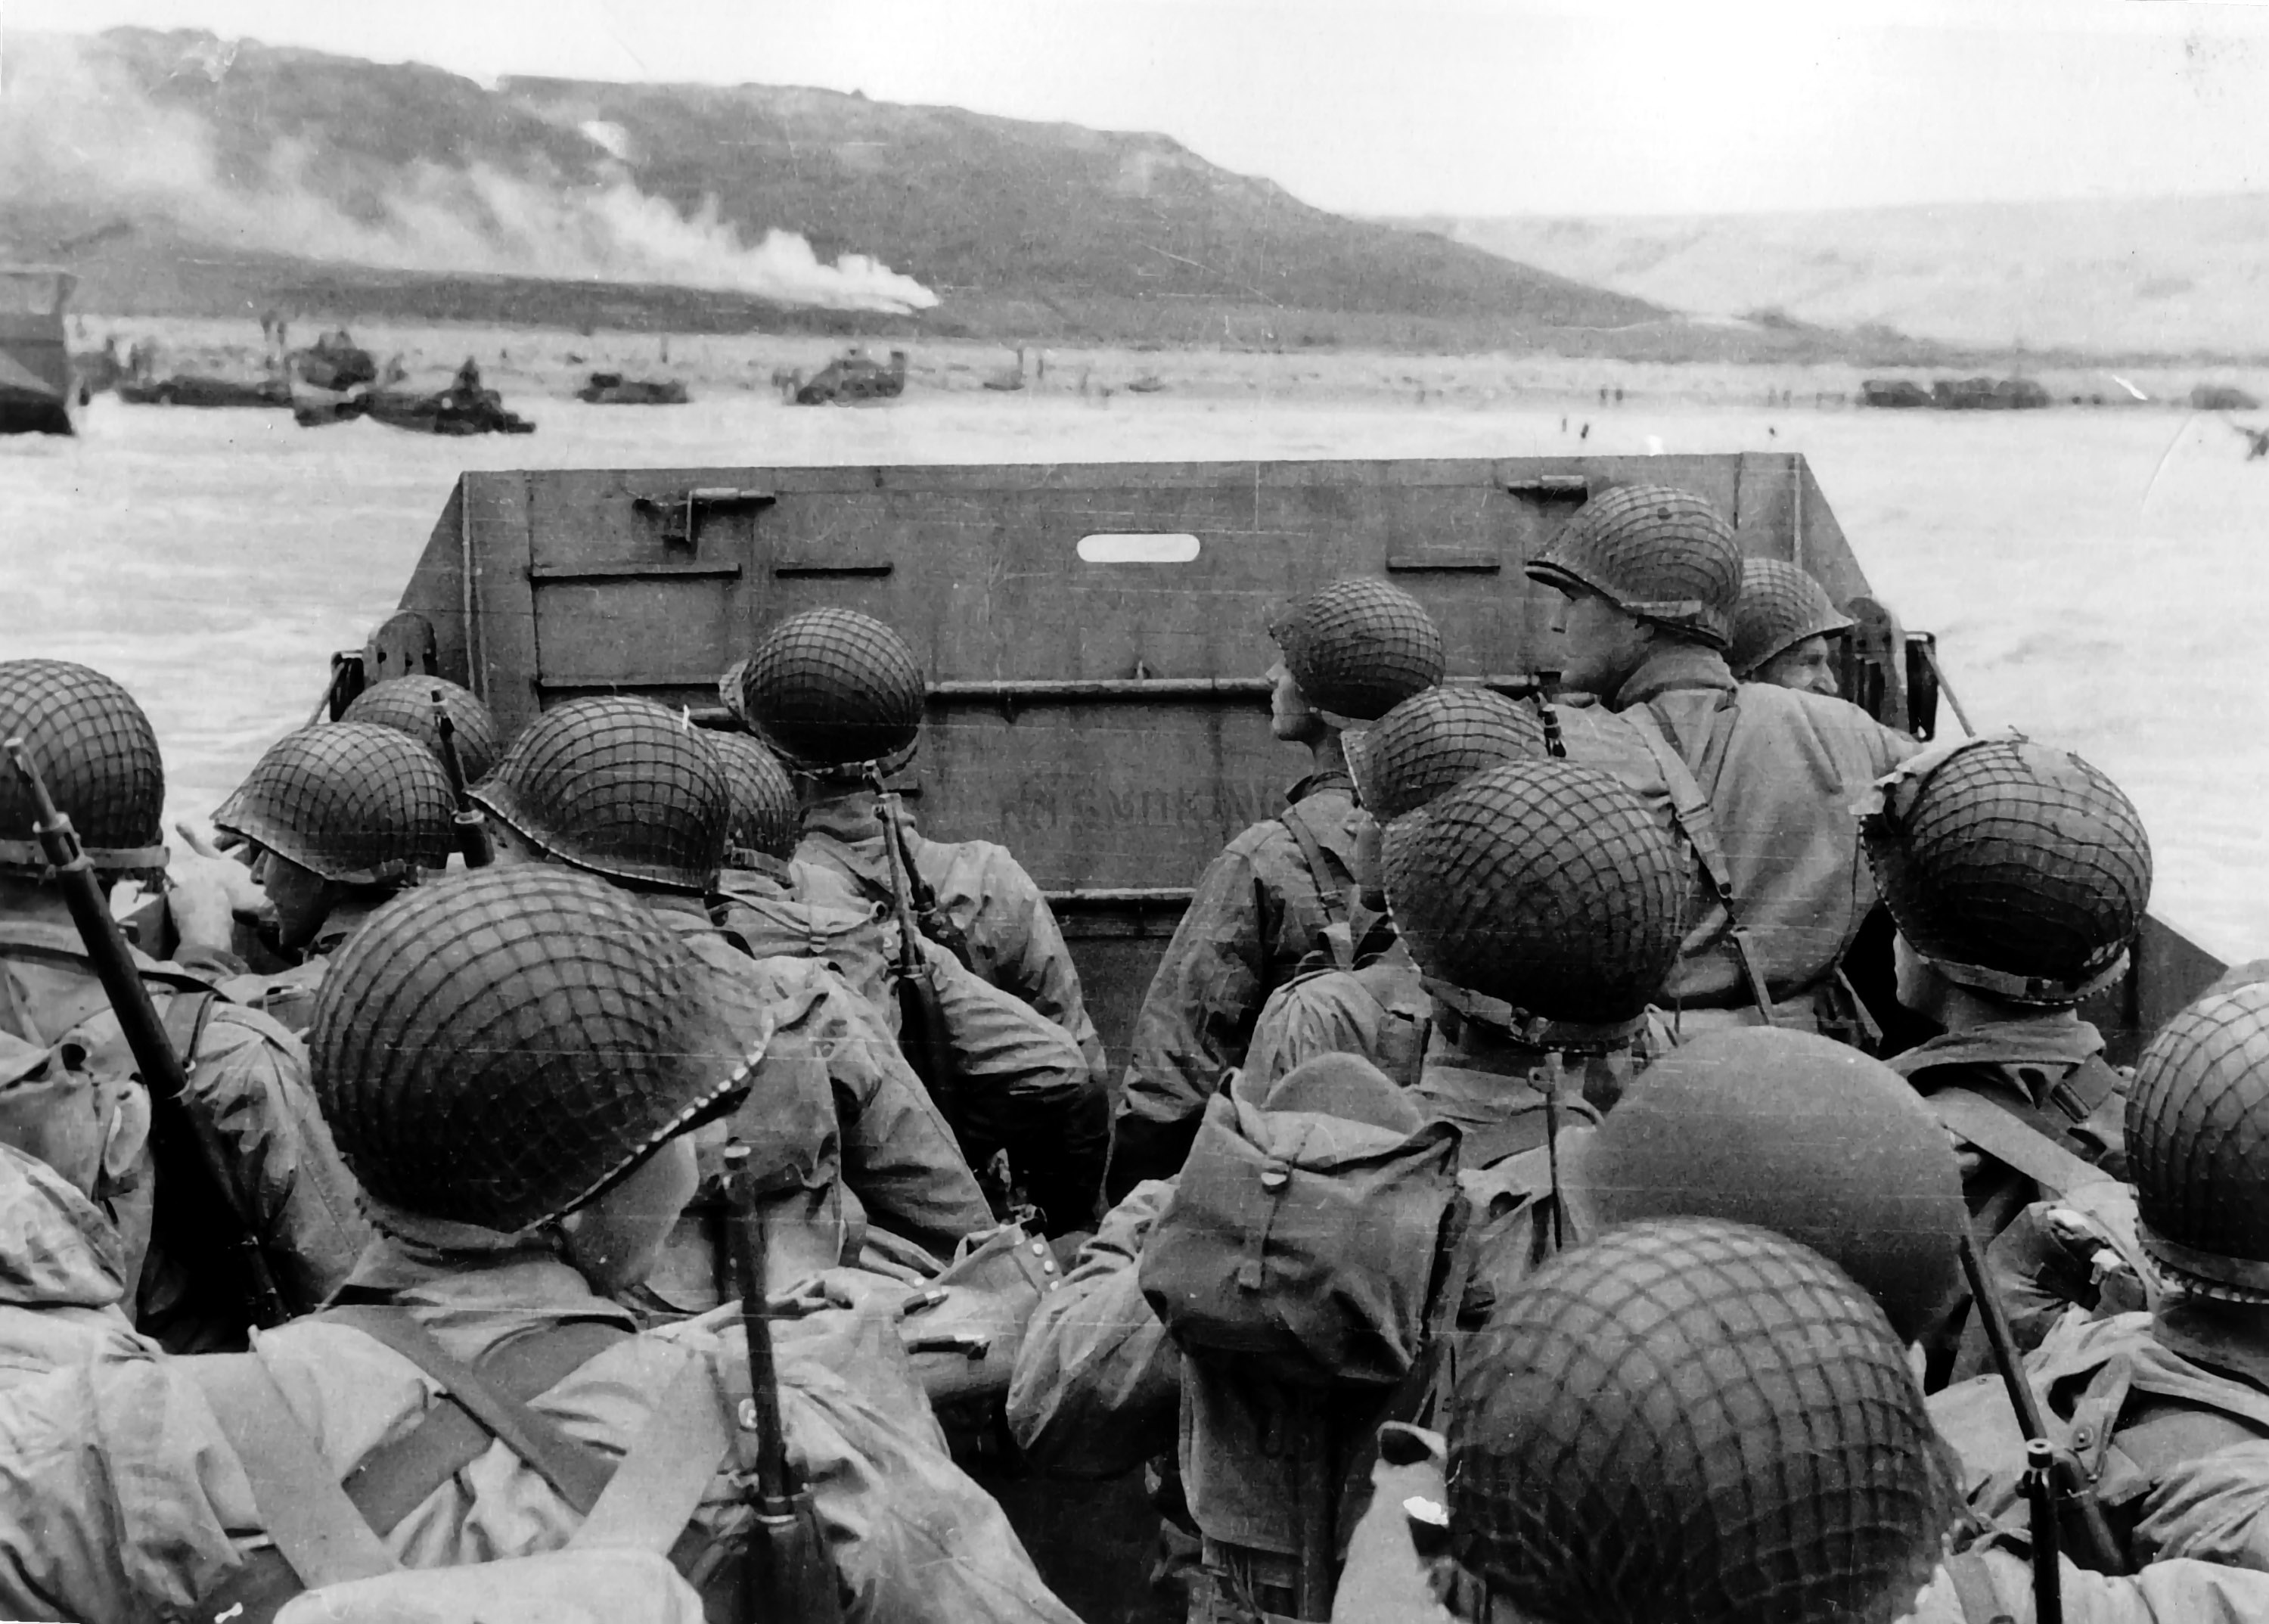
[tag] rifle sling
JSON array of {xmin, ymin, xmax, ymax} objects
[
  {"xmin": 1277, "ymin": 802, "xmax": 1351, "ymax": 948},
  {"xmin": 1929, "ymin": 1086, "xmax": 2114, "ymax": 1199}
]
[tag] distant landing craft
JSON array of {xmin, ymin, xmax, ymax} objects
[{"xmin": 0, "ymin": 266, "xmax": 85, "ymax": 435}]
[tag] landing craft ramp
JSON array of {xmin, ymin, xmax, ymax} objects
[{"xmin": 344, "ymin": 452, "xmax": 2224, "ymax": 1070}]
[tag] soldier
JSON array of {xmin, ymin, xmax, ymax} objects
[
  {"xmin": 1527, "ymin": 483, "xmax": 1917, "ymax": 1033},
  {"xmin": 208, "ymin": 722, "xmax": 456, "ymax": 1031},
  {"xmin": 1243, "ymin": 685, "xmax": 1546, "ymax": 1091},
  {"xmin": 338, "ymin": 673, "xmax": 502, "ymax": 783},
  {"xmin": 0, "ymin": 658, "xmax": 369, "ymax": 1351},
  {"xmin": 1729, "ymin": 555, "xmax": 1853, "ymax": 696},
  {"xmin": 1861, "ymin": 734, "xmax": 2152, "ymax": 1379},
  {"xmin": 467, "ymin": 695, "xmax": 997, "ymax": 1273},
  {"xmin": 737, "ymin": 610, "xmax": 1108, "ymax": 1087},
  {"xmin": 1110, "ymin": 577, "xmax": 1446, "ymax": 1197},
  {"xmin": 0, "ymin": 866, "xmax": 1082, "ymax": 1624}
]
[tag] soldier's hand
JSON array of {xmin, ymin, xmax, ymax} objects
[{"xmin": 171, "ymin": 823, "xmax": 267, "ymax": 915}]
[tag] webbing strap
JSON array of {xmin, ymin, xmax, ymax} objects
[
  {"xmin": 570, "ymin": 1355, "xmax": 735, "ymax": 1554},
  {"xmin": 1930, "ymin": 1087, "xmax": 2115, "ymax": 1198},
  {"xmin": 189, "ymin": 1354, "xmax": 399, "ymax": 1591},
  {"xmin": 1277, "ymin": 802, "xmax": 1350, "ymax": 946},
  {"xmin": 1622, "ymin": 703, "xmax": 1739, "ymax": 908},
  {"xmin": 323, "ymin": 1305, "xmax": 616, "ymax": 1515},
  {"xmin": 1942, "ymin": 1552, "xmax": 2015, "ymax": 1623}
]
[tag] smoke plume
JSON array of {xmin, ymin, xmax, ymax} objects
[{"xmin": 0, "ymin": 33, "xmax": 940, "ymax": 314}]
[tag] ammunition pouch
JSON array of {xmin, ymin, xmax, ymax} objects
[{"xmin": 898, "ymin": 1224, "xmax": 1067, "ymax": 1408}]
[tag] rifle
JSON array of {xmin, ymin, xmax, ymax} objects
[
  {"xmin": 5, "ymin": 737, "xmax": 290, "ymax": 1331},
  {"xmin": 1958, "ymin": 1231, "xmax": 2126, "ymax": 1579},
  {"xmin": 430, "ymin": 688, "xmax": 493, "ymax": 868},
  {"xmin": 876, "ymin": 789, "xmax": 972, "ymax": 971},
  {"xmin": 723, "ymin": 1143, "xmax": 843, "ymax": 1624},
  {"xmin": 867, "ymin": 771, "xmax": 964, "ymax": 1132}
]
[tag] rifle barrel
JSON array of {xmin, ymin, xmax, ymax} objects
[{"xmin": 725, "ymin": 1144, "xmax": 793, "ymax": 1509}]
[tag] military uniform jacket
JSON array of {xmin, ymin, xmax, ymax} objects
[
  {"xmin": 1110, "ymin": 770, "xmax": 1361, "ymax": 1195},
  {"xmin": 1243, "ymin": 938, "xmax": 1431, "ymax": 1095},
  {"xmin": 0, "ymin": 1240, "xmax": 1083, "ymax": 1624}
]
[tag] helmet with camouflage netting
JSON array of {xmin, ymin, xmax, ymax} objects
[
  {"xmin": 1445, "ymin": 1219, "xmax": 1957, "ymax": 1624},
  {"xmin": 213, "ymin": 724, "xmax": 455, "ymax": 885},
  {"xmin": 340, "ymin": 675, "xmax": 501, "ymax": 783},
  {"xmin": 1269, "ymin": 577, "xmax": 1445, "ymax": 722},
  {"xmin": 2126, "ymin": 981, "xmax": 2269, "ymax": 1301},
  {"xmin": 1343, "ymin": 685, "xmax": 1546, "ymax": 821},
  {"xmin": 1572, "ymin": 1028, "xmax": 1966, "ymax": 1341},
  {"xmin": 0, "ymin": 660, "xmax": 168, "ymax": 876},
  {"xmin": 709, "ymin": 731, "xmax": 800, "ymax": 868},
  {"xmin": 1525, "ymin": 484, "xmax": 1744, "ymax": 650},
  {"xmin": 307, "ymin": 865, "xmax": 762, "ymax": 1234},
  {"xmin": 470, "ymin": 697, "xmax": 729, "ymax": 894},
  {"xmin": 1729, "ymin": 558, "xmax": 1855, "ymax": 678},
  {"xmin": 1381, "ymin": 759, "xmax": 1684, "ymax": 1051},
  {"xmin": 1861, "ymin": 732, "xmax": 2151, "ymax": 1006},
  {"xmin": 736, "ymin": 609, "xmax": 926, "ymax": 771}
]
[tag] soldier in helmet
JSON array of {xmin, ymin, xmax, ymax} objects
[
  {"xmin": 736, "ymin": 610, "xmax": 1110, "ymax": 1091},
  {"xmin": 1242, "ymin": 685, "xmax": 1545, "ymax": 1092},
  {"xmin": 1527, "ymin": 483, "xmax": 1916, "ymax": 1034},
  {"xmin": 0, "ymin": 659, "xmax": 370, "ymax": 1351},
  {"xmin": 0, "ymin": 866, "xmax": 1082, "ymax": 1624},
  {"xmin": 1861, "ymin": 734, "xmax": 2152, "ymax": 1379},
  {"xmin": 208, "ymin": 722, "xmax": 456, "ymax": 1032},
  {"xmin": 1109, "ymin": 578, "xmax": 1446, "ymax": 1197},
  {"xmin": 468, "ymin": 695, "xmax": 998, "ymax": 1273},
  {"xmin": 338, "ymin": 673, "xmax": 501, "ymax": 783},
  {"xmin": 1730, "ymin": 555, "xmax": 1854, "ymax": 696}
]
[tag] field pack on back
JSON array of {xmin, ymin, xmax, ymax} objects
[{"xmin": 1137, "ymin": 1057, "xmax": 1462, "ymax": 1389}]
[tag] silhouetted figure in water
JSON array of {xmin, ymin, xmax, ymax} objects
[
  {"xmin": 1580, "ymin": 422, "xmax": 1591, "ymax": 440},
  {"xmin": 2233, "ymin": 422, "xmax": 2269, "ymax": 461}
]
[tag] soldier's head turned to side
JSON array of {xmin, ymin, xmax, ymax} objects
[
  {"xmin": 1861, "ymin": 731, "xmax": 2152, "ymax": 1025},
  {"xmin": 1439, "ymin": 1219, "xmax": 1958, "ymax": 1624},
  {"xmin": 213, "ymin": 723, "xmax": 455, "ymax": 952},
  {"xmin": 0, "ymin": 659, "xmax": 167, "ymax": 890},
  {"xmin": 1525, "ymin": 484, "xmax": 1743, "ymax": 700},
  {"xmin": 1730, "ymin": 557, "xmax": 1853, "ymax": 696},
  {"xmin": 1265, "ymin": 577, "xmax": 1444, "ymax": 746},
  {"xmin": 470, "ymin": 696, "xmax": 731, "ymax": 898},
  {"xmin": 1382, "ymin": 757, "xmax": 1683, "ymax": 1061}
]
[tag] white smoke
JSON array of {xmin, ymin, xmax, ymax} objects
[{"xmin": 0, "ymin": 33, "xmax": 940, "ymax": 314}]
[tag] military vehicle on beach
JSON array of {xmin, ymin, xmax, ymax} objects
[
  {"xmin": 793, "ymin": 346, "xmax": 908, "ymax": 404},
  {"xmin": 0, "ymin": 267, "xmax": 85, "ymax": 436},
  {"xmin": 305, "ymin": 450, "xmax": 2224, "ymax": 1072}
]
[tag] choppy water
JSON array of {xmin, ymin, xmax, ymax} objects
[{"xmin": 3, "ymin": 390, "xmax": 2261, "ymax": 960}]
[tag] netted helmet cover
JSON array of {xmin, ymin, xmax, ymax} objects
[
  {"xmin": 1525, "ymin": 484, "xmax": 1743, "ymax": 650},
  {"xmin": 1383, "ymin": 759, "xmax": 1683, "ymax": 1033},
  {"xmin": 1446, "ymin": 1219, "xmax": 1957, "ymax": 1624},
  {"xmin": 1580, "ymin": 1029, "xmax": 1966, "ymax": 1342},
  {"xmin": 1862, "ymin": 734, "xmax": 2151, "ymax": 1005},
  {"xmin": 470, "ymin": 697, "xmax": 729, "ymax": 894},
  {"xmin": 2128, "ymin": 982, "xmax": 2269, "ymax": 1298},
  {"xmin": 308, "ymin": 865, "xmax": 758, "ymax": 1233},
  {"xmin": 213, "ymin": 724, "xmax": 455, "ymax": 884},
  {"xmin": 1269, "ymin": 577, "xmax": 1445, "ymax": 722},
  {"xmin": 709, "ymin": 731, "xmax": 801, "ymax": 866},
  {"xmin": 1729, "ymin": 558, "xmax": 1855, "ymax": 678},
  {"xmin": 0, "ymin": 660, "xmax": 166, "ymax": 872},
  {"xmin": 1346, "ymin": 685, "xmax": 1547, "ymax": 821},
  {"xmin": 737, "ymin": 609, "xmax": 926, "ymax": 769},
  {"xmin": 340, "ymin": 675, "xmax": 501, "ymax": 783}
]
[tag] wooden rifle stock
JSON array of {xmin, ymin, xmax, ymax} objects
[
  {"xmin": 868, "ymin": 775, "xmax": 966, "ymax": 1135},
  {"xmin": 4, "ymin": 737, "xmax": 290, "ymax": 1331}
]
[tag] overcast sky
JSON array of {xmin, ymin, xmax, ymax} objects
[{"xmin": 5, "ymin": 0, "xmax": 2266, "ymax": 216}]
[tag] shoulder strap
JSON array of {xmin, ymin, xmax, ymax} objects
[
  {"xmin": 1941, "ymin": 1551, "xmax": 2016, "ymax": 1623},
  {"xmin": 159, "ymin": 989, "xmax": 219, "ymax": 1070},
  {"xmin": 188, "ymin": 1353, "xmax": 400, "ymax": 1591},
  {"xmin": 1929, "ymin": 1085, "xmax": 2115, "ymax": 1198},
  {"xmin": 1277, "ymin": 801, "xmax": 1351, "ymax": 941},
  {"xmin": 569, "ymin": 1354, "xmax": 736, "ymax": 1555},
  {"xmin": 323, "ymin": 1304, "xmax": 618, "ymax": 1515},
  {"xmin": 1621, "ymin": 702, "xmax": 1738, "ymax": 905}
]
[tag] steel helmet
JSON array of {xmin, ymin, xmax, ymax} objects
[
  {"xmin": 1269, "ymin": 578, "xmax": 1445, "ymax": 722},
  {"xmin": 2127, "ymin": 981, "xmax": 2269, "ymax": 1300},
  {"xmin": 340, "ymin": 675, "xmax": 501, "ymax": 783},
  {"xmin": 470, "ymin": 697, "xmax": 730, "ymax": 894},
  {"xmin": 1445, "ymin": 1219, "xmax": 1957, "ymax": 1624},
  {"xmin": 0, "ymin": 660, "xmax": 167, "ymax": 874},
  {"xmin": 213, "ymin": 724, "xmax": 455, "ymax": 885},
  {"xmin": 1574, "ymin": 1028, "xmax": 1966, "ymax": 1341},
  {"xmin": 1525, "ymin": 484, "xmax": 1743, "ymax": 651},
  {"xmin": 1861, "ymin": 732, "xmax": 2151, "ymax": 1005},
  {"xmin": 307, "ymin": 865, "xmax": 761, "ymax": 1234},
  {"xmin": 1344, "ymin": 685, "xmax": 1547, "ymax": 821},
  {"xmin": 737, "ymin": 609, "xmax": 927, "ymax": 770},
  {"xmin": 708, "ymin": 731, "xmax": 800, "ymax": 868},
  {"xmin": 1381, "ymin": 759, "xmax": 1684, "ymax": 1051},
  {"xmin": 1728, "ymin": 558, "xmax": 1855, "ymax": 678}
]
